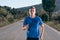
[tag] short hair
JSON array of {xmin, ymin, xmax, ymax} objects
[{"xmin": 29, "ymin": 6, "xmax": 36, "ymax": 9}]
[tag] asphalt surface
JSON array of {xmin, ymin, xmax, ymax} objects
[{"xmin": 0, "ymin": 20, "xmax": 60, "ymax": 40}]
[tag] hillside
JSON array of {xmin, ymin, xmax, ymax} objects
[
  {"xmin": 17, "ymin": 0, "xmax": 60, "ymax": 12},
  {"xmin": 17, "ymin": 4, "xmax": 42, "ymax": 13},
  {"xmin": 54, "ymin": 0, "xmax": 60, "ymax": 11}
]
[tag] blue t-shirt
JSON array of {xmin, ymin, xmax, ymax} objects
[{"xmin": 23, "ymin": 16, "xmax": 43, "ymax": 38}]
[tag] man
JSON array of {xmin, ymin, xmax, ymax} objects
[{"xmin": 22, "ymin": 6, "xmax": 44, "ymax": 40}]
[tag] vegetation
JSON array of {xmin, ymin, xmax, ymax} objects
[
  {"xmin": 45, "ymin": 21, "xmax": 60, "ymax": 31},
  {"xmin": 42, "ymin": 0, "xmax": 56, "ymax": 21},
  {"xmin": 41, "ymin": 13, "xmax": 49, "ymax": 22},
  {"xmin": 41, "ymin": 0, "xmax": 60, "ymax": 31},
  {"xmin": 0, "ymin": 6, "xmax": 26, "ymax": 27}
]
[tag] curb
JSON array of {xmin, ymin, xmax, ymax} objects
[{"xmin": 44, "ymin": 23, "xmax": 60, "ymax": 34}]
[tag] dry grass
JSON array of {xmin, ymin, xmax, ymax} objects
[
  {"xmin": 45, "ymin": 21, "xmax": 60, "ymax": 31},
  {"xmin": 0, "ymin": 18, "xmax": 22, "ymax": 27}
]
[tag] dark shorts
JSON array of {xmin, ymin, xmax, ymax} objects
[{"xmin": 26, "ymin": 37, "xmax": 39, "ymax": 40}]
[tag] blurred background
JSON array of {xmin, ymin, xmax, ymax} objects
[{"xmin": 0, "ymin": 0, "xmax": 60, "ymax": 31}]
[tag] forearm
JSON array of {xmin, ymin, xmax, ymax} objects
[
  {"xmin": 41, "ymin": 26, "xmax": 44, "ymax": 34},
  {"xmin": 40, "ymin": 24, "xmax": 44, "ymax": 40},
  {"xmin": 40, "ymin": 27, "xmax": 44, "ymax": 37},
  {"xmin": 41, "ymin": 24, "xmax": 44, "ymax": 33}
]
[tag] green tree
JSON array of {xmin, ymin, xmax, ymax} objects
[
  {"xmin": 41, "ymin": 13, "xmax": 49, "ymax": 22},
  {"xmin": 3, "ymin": 6, "xmax": 11, "ymax": 11},
  {"xmin": 42, "ymin": 0, "xmax": 56, "ymax": 21}
]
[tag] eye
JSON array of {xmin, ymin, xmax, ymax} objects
[{"xmin": 31, "ymin": 9, "xmax": 34, "ymax": 12}]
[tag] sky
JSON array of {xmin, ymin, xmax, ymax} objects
[{"xmin": 0, "ymin": 0, "xmax": 42, "ymax": 8}]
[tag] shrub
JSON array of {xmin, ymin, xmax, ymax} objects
[
  {"xmin": 41, "ymin": 13, "xmax": 49, "ymax": 22},
  {"xmin": 6, "ymin": 14, "xmax": 14, "ymax": 23}
]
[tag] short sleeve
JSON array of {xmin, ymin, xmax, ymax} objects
[
  {"xmin": 39, "ymin": 18, "xmax": 43, "ymax": 26},
  {"xmin": 23, "ymin": 17, "xmax": 28, "ymax": 26}
]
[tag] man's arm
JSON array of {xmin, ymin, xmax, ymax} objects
[
  {"xmin": 22, "ymin": 17, "xmax": 29, "ymax": 30},
  {"xmin": 40, "ymin": 24, "xmax": 44, "ymax": 40},
  {"xmin": 22, "ymin": 24, "xmax": 29, "ymax": 30}
]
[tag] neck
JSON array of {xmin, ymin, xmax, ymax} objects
[{"xmin": 30, "ymin": 15, "xmax": 35, "ymax": 18}]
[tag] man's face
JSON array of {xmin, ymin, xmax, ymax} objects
[{"xmin": 29, "ymin": 8, "xmax": 36, "ymax": 16}]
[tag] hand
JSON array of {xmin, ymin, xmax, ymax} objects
[
  {"xmin": 40, "ymin": 34, "xmax": 43, "ymax": 40},
  {"xmin": 40, "ymin": 37, "xmax": 43, "ymax": 40},
  {"xmin": 22, "ymin": 24, "xmax": 29, "ymax": 30},
  {"xmin": 22, "ymin": 27, "xmax": 27, "ymax": 30}
]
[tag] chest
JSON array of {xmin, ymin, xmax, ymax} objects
[{"xmin": 27, "ymin": 18, "xmax": 39, "ymax": 25}]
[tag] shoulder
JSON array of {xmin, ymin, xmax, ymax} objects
[
  {"xmin": 36, "ymin": 16, "xmax": 42, "ymax": 20},
  {"xmin": 25, "ymin": 16, "xmax": 29, "ymax": 19},
  {"xmin": 24, "ymin": 16, "xmax": 29, "ymax": 20}
]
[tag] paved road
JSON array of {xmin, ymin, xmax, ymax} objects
[
  {"xmin": 44, "ymin": 24, "xmax": 60, "ymax": 40},
  {"xmin": 0, "ymin": 20, "xmax": 60, "ymax": 40}
]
